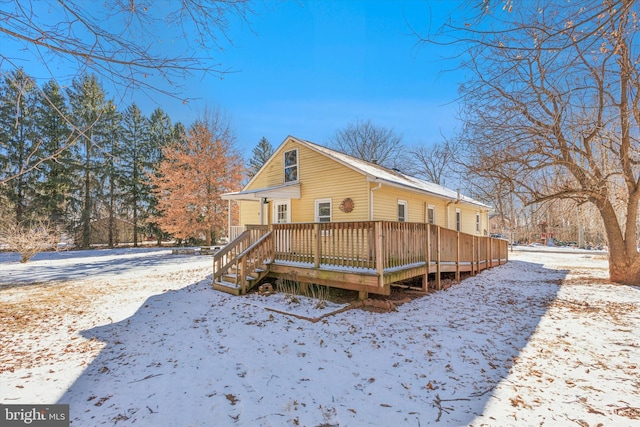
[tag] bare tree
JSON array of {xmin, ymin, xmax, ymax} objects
[
  {"xmin": 329, "ymin": 119, "xmax": 407, "ymax": 170},
  {"xmin": 0, "ymin": 0, "xmax": 252, "ymax": 182},
  {"xmin": 410, "ymin": 139, "xmax": 460, "ymax": 186},
  {"xmin": 424, "ymin": 0, "xmax": 640, "ymax": 284}
]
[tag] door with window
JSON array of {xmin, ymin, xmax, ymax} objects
[
  {"xmin": 274, "ymin": 201, "xmax": 290, "ymax": 224},
  {"xmin": 273, "ymin": 200, "xmax": 291, "ymax": 253}
]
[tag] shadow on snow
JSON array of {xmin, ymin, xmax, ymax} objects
[
  {"xmin": 0, "ymin": 248, "xmax": 201, "ymax": 287},
  {"xmin": 58, "ymin": 259, "xmax": 567, "ymax": 426}
]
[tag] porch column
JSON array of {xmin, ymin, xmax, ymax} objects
[{"xmin": 227, "ymin": 199, "xmax": 232, "ymax": 240}]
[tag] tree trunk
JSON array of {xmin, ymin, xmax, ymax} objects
[
  {"xmin": 205, "ymin": 225, "xmax": 212, "ymax": 246},
  {"xmin": 609, "ymin": 249, "xmax": 640, "ymax": 285},
  {"xmin": 600, "ymin": 201, "xmax": 640, "ymax": 285}
]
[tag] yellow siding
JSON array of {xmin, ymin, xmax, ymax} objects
[
  {"xmin": 371, "ymin": 184, "xmax": 488, "ymax": 234},
  {"xmin": 239, "ymin": 200, "xmax": 262, "ymax": 226}
]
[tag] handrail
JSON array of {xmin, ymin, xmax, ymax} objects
[
  {"xmin": 237, "ymin": 231, "xmax": 272, "ymax": 260},
  {"xmin": 215, "ymin": 230, "xmax": 250, "ymax": 261},
  {"xmin": 235, "ymin": 231, "xmax": 273, "ymax": 293}
]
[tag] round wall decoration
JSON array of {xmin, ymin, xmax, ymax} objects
[{"xmin": 339, "ymin": 197, "xmax": 354, "ymax": 213}]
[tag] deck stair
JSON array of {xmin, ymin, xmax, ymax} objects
[{"xmin": 213, "ymin": 228, "xmax": 273, "ymax": 295}]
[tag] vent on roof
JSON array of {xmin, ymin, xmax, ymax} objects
[{"xmin": 371, "ymin": 159, "xmax": 377, "ymax": 164}]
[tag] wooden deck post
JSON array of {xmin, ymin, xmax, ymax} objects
[
  {"xmin": 239, "ymin": 256, "xmax": 247, "ymax": 295},
  {"xmin": 423, "ymin": 223, "xmax": 430, "ymax": 292},
  {"xmin": 471, "ymin": 236, "xmax": 476, "ymax": 276},
  {"xmin": 313, "ymin": 223, "xmax": 321, "ymax": 268},
  {"xmin": 436, "ymin": 226, "xmax": 441, "ymax": 290},
  {"xmin": 488, "ymin": 237, "xmax": 493, "ymax": 268},
  {"xmin": 375, "ymin": 221, "xmax": 384, "ymax": 290},
  {"xmin": 455, "ymin": 231, "xmax": 460, "ymax": 282}
]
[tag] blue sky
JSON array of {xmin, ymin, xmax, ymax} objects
[
  {"xmin": 174, "ymin": 0, "xmax": 468, "ymax": 156},
  {"xmin": 4, "ymin": 0, "xmax": 469, "ymax": 157},
  {"xmin": 138, "ymin": 0, "xmax": 470, "ymax": 156}
]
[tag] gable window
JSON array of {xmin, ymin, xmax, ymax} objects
[
  {"xmin": 315, "ymin": 199, "xmax": 332, "ymax": 222},
  {"xmin": 428, "ymin": 206, "xmax": 435, "ymax": 224},
  {"xmin": 284, "ymin": 149, "xmax": 298, "ymax": 183},
  {"xmin": 476, "ymin": 212, "xmax": 480, "ymax": 233},
  {"xmin": 456, "ymin": 209, "xmax": 461, "ymax": 232},
  {"xmin": 398, "ymin": 200, "xmax": 408, "ymax": 222}
]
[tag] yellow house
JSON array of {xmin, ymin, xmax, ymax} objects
[
  {"xmin": 223, "ymin": 136, "xmax": 491, "ymax": 233},
  {"xmin": 214, "ymin": 136, "xmax": 506, "ymax": 298}
]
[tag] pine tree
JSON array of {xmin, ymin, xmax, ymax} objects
[
  {"xmin": 151, "ymin": 111, "xmax": 243, "ymax": 245},
  {"xmin": 120, "ymin": 103, "xmax": 149, "ymax": 247},
  {"xmin": 146, "ymin": 108, "xmax": 174, "ymax": 245},
  {"xmin": 96, "ymin": 100, "xmax": 123, "ymax": 247},
  {"xmin": 0, "ymin": 69, "xmax": 39, "ymax": 224},
  {"xmin": 33, "ymin": 80, "xmax": 75, "ymax": 226},
  {"xmin": 248, "ymin": 136, "xmax": 274, "ymax": 178},
  {"xmin": 67, "ymin": 74, "xmax": 106, "ymax": 248}
]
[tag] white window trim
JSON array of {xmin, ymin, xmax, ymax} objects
[
  {"xmin": 427, "ymin": 205, "xmax": 435, "ymax": 225},
  {"xmin": 475, "ymin": 212, "xmax": 480, "ymax": 233},
  {"xmin": 455, "ymin": 208, "xmax": 461, "ymax": 232},
  {"xmin": 398, "ymin": 200, "xmax": 408, "ymax": 222},
  {"xmin": 315, "ymin": 198, "xmax": 332, "ymax": 223},
  {"xmin": 283, "ymin": 148, "xmax": 299, "ymax": 183}
]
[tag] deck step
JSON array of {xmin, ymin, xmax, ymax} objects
[
  {"xmin": 222, "ymin": 273, "xmax": 258, "ymax": 282},
  {"xmin": 212, "ymin": 280, "xmax": 241, "ymax": 296}
]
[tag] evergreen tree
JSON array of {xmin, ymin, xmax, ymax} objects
[
  {"xmin": 33, "ymin": 80, "xmax": 75, "ymax": 225},
  {"xmin": 67, "ymin": 74, "xmax": 106, "ymax": 248},
  {"xmin": 120, "ymin": 103, "xmax": 149, "ymax": 247},
  {"xmin": 248, "ymin": 136, "xmax": 274, "ymax": 178},
  {"xmin": 96, "ymin": 100, "xmax": 124, "ymax": 247},
  {"xmin": 0, "ymin": 69, "xmax": 39, "ymax": 224},
  {"xmin": 146, "ymin": 108, "xmax": 174, "ymax": 245}
]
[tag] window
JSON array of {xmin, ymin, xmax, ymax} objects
[
  {"xmin": 284, "ymin": 149, "xmax": 298, "ymax": 182},
  {"xmin": 398, "ymin": 200, "xmax": 407, "ymax": 222},
  {"xmin": 456, "ymin": 209, "xmax": 461, "ymax": 232},
  {"xmin": 315, "ymin": 199, "xmax": 332, "ymax": 222},
  {"xmin": 427, "ymin": 206, "xmax": 435, "ymax": 224},
  {"xmin": 476, "ymin": 212, "xmax": 480, "ymax": 233}
]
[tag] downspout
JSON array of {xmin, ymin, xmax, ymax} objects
[
  {"xmin": 370, "ymin": 182, "xmax": 382, "ymax": 220},
  {"xmin": 445, "ymin": 189, "xmax": 462, "ymax": 229}
]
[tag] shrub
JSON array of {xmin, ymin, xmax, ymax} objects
[{"xmin": 0, "ymin": 219, "xmax": 63, "ymax": 263}]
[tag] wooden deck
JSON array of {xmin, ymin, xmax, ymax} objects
[{"xmin": 213, "ymin": 221, "xmax": 509, "ymax": 298}]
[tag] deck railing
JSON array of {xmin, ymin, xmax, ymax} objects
[
  {"xmin": 216, "ymin": 221, "xmax": 509, "ymax": 295},
  {"xmin": 271, "ymin": 221, "xmax": 508, "ymax": 274}
]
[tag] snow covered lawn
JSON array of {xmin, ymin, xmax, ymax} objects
[{"xmin": 1, "ymin": 248, "xmax": 638, "ymax": 426}]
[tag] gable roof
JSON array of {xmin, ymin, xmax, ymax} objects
[
  {"xmin": 230, "ymin": 135, "xmax": 490, "ymax": 209},
  {"xmin": 290, "ymin": 136, "xmax": 491, "ymax": 210}
]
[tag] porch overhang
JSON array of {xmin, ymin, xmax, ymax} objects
[{"xmin": 221, "ymin": 182, "xmax": 301, "ymax": 201}]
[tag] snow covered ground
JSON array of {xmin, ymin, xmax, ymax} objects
[{"xmin": 1, "ymin": 247, "xmax": 638, "ymax": 426}]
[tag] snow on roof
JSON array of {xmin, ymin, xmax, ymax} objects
[{"xmin": 292, "ymin": 136, "xmax": 491, "ymax": 209}]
